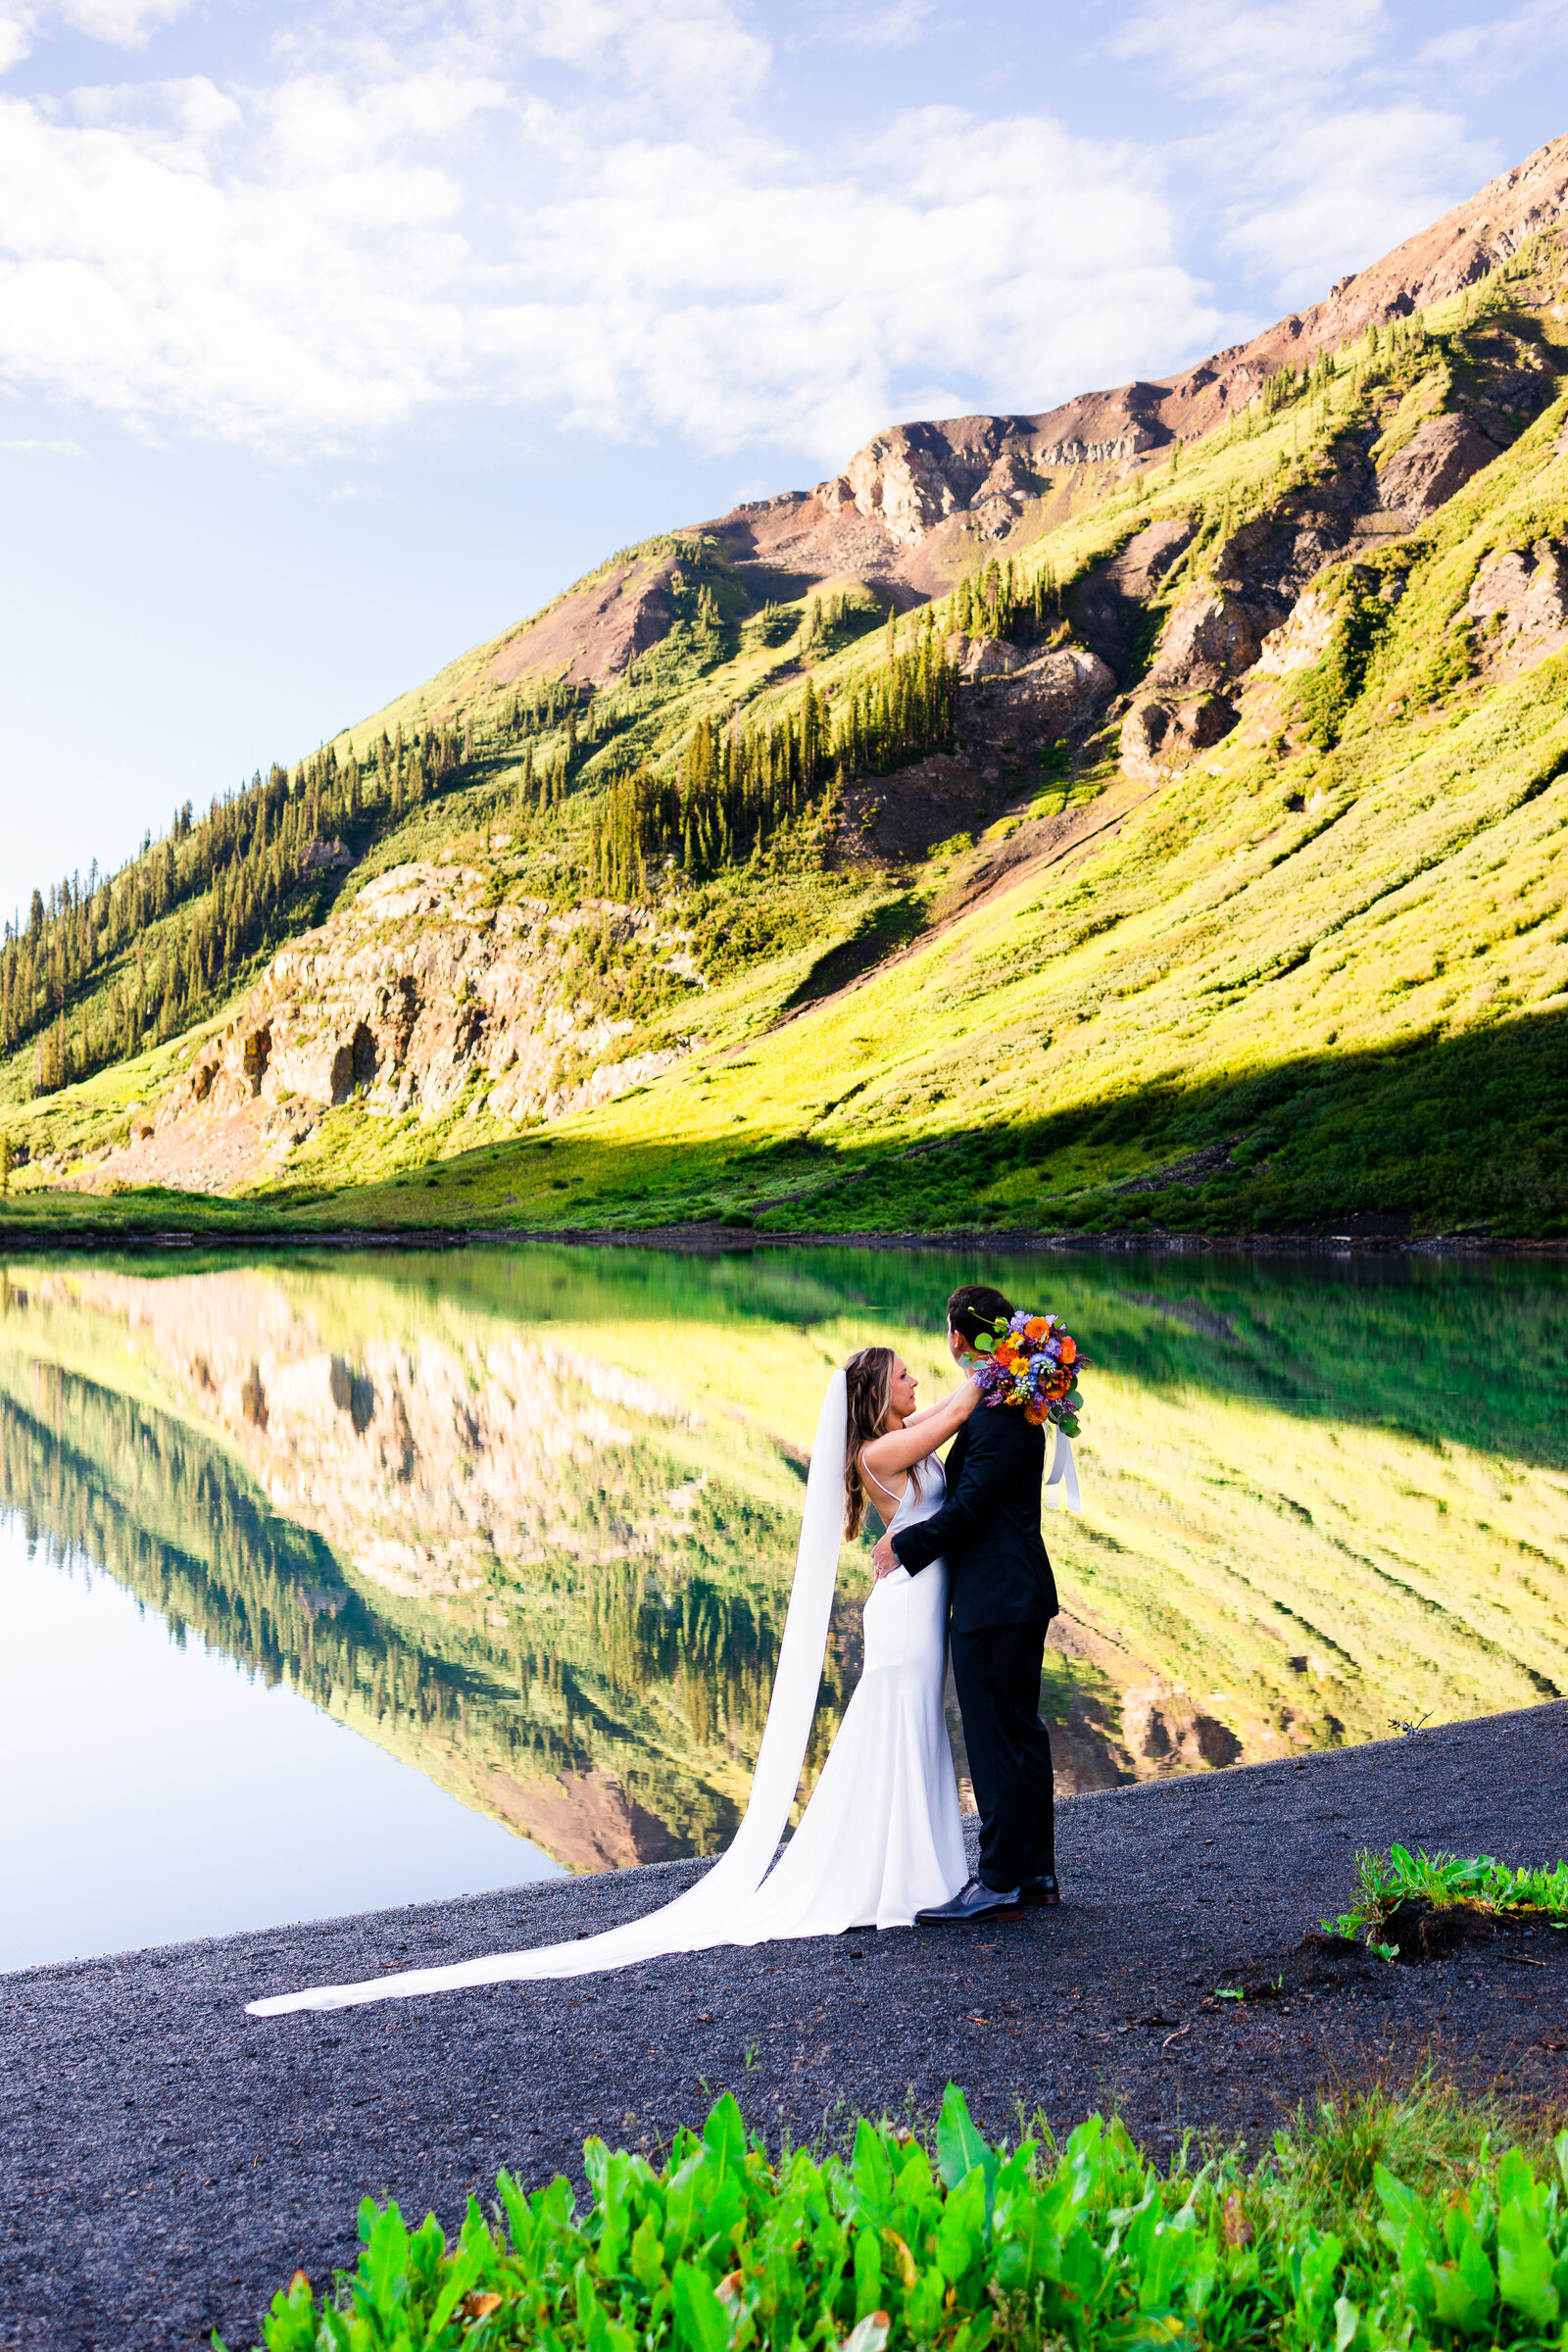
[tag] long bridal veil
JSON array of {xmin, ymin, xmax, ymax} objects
[{"xmin": 247, "ymin": 1371, "xmax": 852, "ymax": 2017}]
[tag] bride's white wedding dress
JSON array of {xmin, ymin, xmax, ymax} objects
[
  {"xmin": 248, "ymin": 1372, "xmax": 966, "ymax": 2016},
  {"xmin": 726, "ymin": 1456, "xmax": 965, "ymax": 1942}
]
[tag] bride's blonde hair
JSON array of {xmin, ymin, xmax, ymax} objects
[{"xmin": 843, "ymin": 1347, "xmax": 918, "ymax": 1540}]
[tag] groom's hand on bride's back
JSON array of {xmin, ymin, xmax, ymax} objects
[{"xmin": 871, "ymin": 1532, "xmax": 900, "ymax": 1577}]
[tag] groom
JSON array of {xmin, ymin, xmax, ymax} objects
[{"xmin": 871, "ymin": 1283, "xmax": 1059, "ymax": 1922}]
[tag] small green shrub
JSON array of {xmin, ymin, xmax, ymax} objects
[
  {"xmin": 1323, "ymin": 1842, "xmax": 1568, "ymax": 1941},
  {"xmin": 225, "ymin": 2083, "xmax": 1568, "ymax": 2352}
]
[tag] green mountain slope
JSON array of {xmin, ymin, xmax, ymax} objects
[{"xmin": 4, "ymin": 170, "xmax": 1568, "ymax": 1241}]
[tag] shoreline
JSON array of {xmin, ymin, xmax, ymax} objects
[
  {"xmin": 4, "ymin": 1702, "xmax": 1564, "ymax": 2352},
  {"xmin": 0, "ymin": 1217, "xmax": 1565, "ymax": 1258}
]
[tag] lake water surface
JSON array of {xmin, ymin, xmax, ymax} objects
[{"xmin": 3, "ymin": 1243, "xmax": 1564, "ymax": 1971}]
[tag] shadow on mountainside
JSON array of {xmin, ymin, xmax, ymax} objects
[
  {"xmin": 775, "ymin": 892, "xmax": 932, "ymax": 1016},
  {"xmin": 1039, "ymin": 1004, "xmax": 1568, "ymax": 1244},
  {"xmin": 419, "ymin": 1003, "xmax": 1562, "ymax": 1248},
  {"xmin": 8, "ymin": 1007, "xmax": 1566, "ymax": 1251}
]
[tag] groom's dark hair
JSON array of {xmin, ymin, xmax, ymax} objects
[{"xmin": 947, "ymin": 1284, "xmax": 1013, "ymax": 1348}]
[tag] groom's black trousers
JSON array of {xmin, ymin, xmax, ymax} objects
[{"xmin": 951, "ymin": 1620, "xmax": 1055, "ymax": 1890}]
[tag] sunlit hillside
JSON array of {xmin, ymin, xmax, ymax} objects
[{"xmin": 3, "ymin": 154, "xmax": 1567, "ymax": 1241}]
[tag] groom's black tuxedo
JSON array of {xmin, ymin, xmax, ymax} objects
[
  {"xmin": 890, "ymin": 1402, "xmax": 1057, "ymax": 1892},
  {"xmin": 889, "ymin": 1407, "xmax": 1057, "ymax": 1633}
]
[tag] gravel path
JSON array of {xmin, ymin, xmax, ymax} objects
[{"xmin": 4, "ymin": 1702, "xmax": 1565, "ymax": 2352}]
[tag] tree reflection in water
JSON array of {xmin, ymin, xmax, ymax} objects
[
  {"xmin": 0, "ymin": 1342, "xmax": 854, "ymax": 1871},
  {"xmin": 1, "ymin": 1243, "xmax": 1565, "ymax": 1872}
]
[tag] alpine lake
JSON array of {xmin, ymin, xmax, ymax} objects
[{"xmin": 3, "ymin": 1241, "xmax": 1564, "ymax": 1973}]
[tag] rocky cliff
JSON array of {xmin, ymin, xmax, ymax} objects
[
  {"xmin": 101, "ymin": 863, "xmax": 702, "ymax": 1193},
  {"xmin": 376, "ymin": 138, "xmax": 1568, "ymax": 701},
  {"xmin": 704, "ymin": 135, "xmax": 1568, "ymax": 603}
]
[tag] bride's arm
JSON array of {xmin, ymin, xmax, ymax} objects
[
  {"xmin": 900, "ymin": 1385, "xmax": 974, "ymax": 1433},
  {"xmin": 861, "ymin": 1377, "xmax": 979, "ymax": 1485}
]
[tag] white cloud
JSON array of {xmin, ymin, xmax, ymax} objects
[
  {"xmin": 61, "ymin": 0, "xmax": 189, "ymax": 42},
  {"xmin": 478, "ymin": 105, "xmax": 1223, "ymax": 458},
  {"xmin": 0, "ymin": 0, "xmax": 192, "ymax": 67},
  {"xmin": 794, "ymin": 0, "xmax": 935, "ymax": 49},
  {"xmin": 1107, "ymin": 0, "xmax": 1503, "ymax": 302},
  {"xmin": 1109, "ymin": 0, "xmax": 1389, "ymax": 105},
  {"xmin": 1418, "ymin": 0, "xmax": 1568, "ymax": 93},
  {"xmin": 0, "ymin": 0, "xmax": 1542, "ymax": 477},
  {"xmin": 1219, "ymin": 104, "xmax": 1496, "ymax": 301},
  {"xmin": 0, "ymin": 4, "xmax": 1226, "ymax": 465},
  {"xmin": 0, "ymin": 432, "xmax": 85, "ymax": 450},
  {"xmin": 460, "ymin": 0, "xmax": 772, "ymax": 107}
]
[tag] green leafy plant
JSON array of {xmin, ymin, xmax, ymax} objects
[
  {"xmin": 222, "ymin": 2083, "xmax": 1568, "ymax": 2352},
  {"xmin": 1321, "ymin": 1845, "xmax": 1568, "ymax": 1943}
]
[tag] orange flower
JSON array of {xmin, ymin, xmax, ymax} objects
[
  {"xmin": 1024, "ymin": 1316, "xmax": 1048, "ymax": 1341},
  {"xmin": 1060, "ymin": 1337, "xmax": 1077, "ymax": 1363},
  {"xmin": 1024, "ymin": 1401, "xmax": 1047, "ymax": 1425}
]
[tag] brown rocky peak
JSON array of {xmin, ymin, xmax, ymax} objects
[
  {"xmin": 457, "ymin": 139, "xmax": 1568, "ymax": 695},
  {"xmin": 703, "ymin": 134, "xmax": 1568, "ymax": 605},
  {"xmin": 481, "ymin": 552, "xmax": 679, "ymax": 690},
  {"xmin": 1159, "ymin": 131, "xmax": 1568, "ymax": 442}
]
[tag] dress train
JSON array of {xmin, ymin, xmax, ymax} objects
[{"xmin": 247, "ymin": 1373, "xmax": 964, "ymax": 2015}]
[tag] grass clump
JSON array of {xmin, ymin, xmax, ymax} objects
[
  {"xmin": 227, "ymin": 2082, "xmax": 1568, "ymax": 2352},
  {"xmin": 1324, "ymin": 1843, "xmax": 1568, "ymax": 1942}
]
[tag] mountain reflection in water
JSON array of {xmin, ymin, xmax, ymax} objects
[{"xmin": 1, "ymin": 1245, "xmax": 1564, "ymax": 1877}]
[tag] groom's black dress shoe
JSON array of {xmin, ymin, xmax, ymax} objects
[
  {"xmin": 915, "ymin": 1877, "xmax": 1024, "ymax": 1925},
  {"xmin": 1020, "ymin": 1875, "xmax": 1060, "ymax": 1907}
]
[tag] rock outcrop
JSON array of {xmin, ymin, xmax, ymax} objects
[
  {"xmin": 1465, "ymin": 536, "xmax": 1568, "ymax": 671},
  {"xmin": 1376, "ymin": 412, "xmax": 1516, "ymax": 518},
  {"xmin": 1253, "ymin": 589, "xmax": 1340, "ymax": 677},
  {"xmin": 1146, "ymin": 590, "xmax": 1274, "ymax": 695},
  {"xmin": 1119, "ymin": 692, "xmax": 1238, "ymax": 782},
  {"xmin": 101, "ymin": 864, "xmax": 701, "ymax": 1191}
]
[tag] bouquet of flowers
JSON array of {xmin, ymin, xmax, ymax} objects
[{"xmin": 968, "ymin": 1309, "xmax": 1087, "ymax": 1435}]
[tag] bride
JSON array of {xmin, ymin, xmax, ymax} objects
[{"xmin": 247, "ymin": 1349, "xmax": 978, "ymax": 2015}]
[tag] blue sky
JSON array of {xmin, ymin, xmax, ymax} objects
[{"xmin": 1, "ymin": 0, "xmax": 1562, "ymax": 914}]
